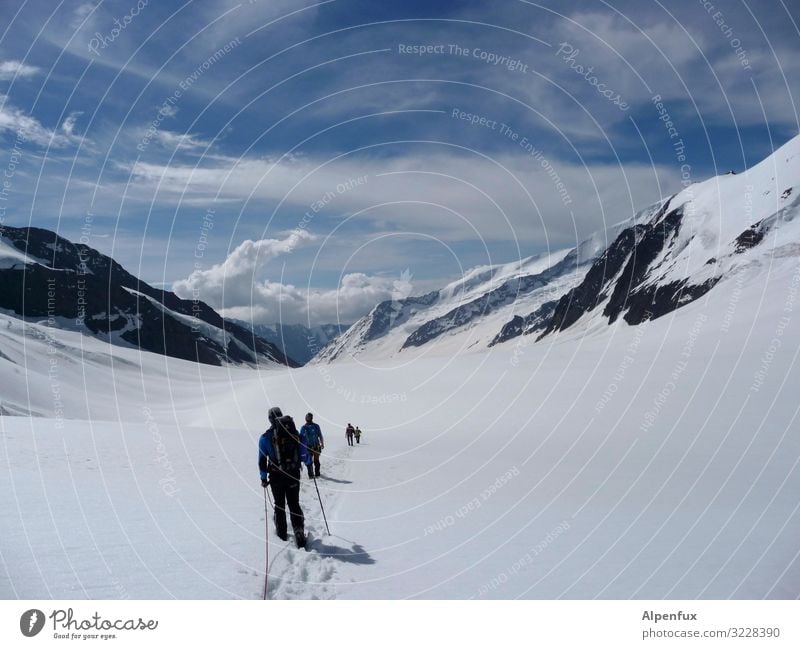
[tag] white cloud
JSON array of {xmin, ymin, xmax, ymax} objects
[
  {"xmin": 0, "ymin": 95, "xmax": 75, "ymax": 147},
  {"xmin": 197, "ymin": 272, "xmax": 415, "ymax": 325},
  {"xmin": 70, "ymin": 2, "xmax": 97, "ymax": 30},
  {"xmin": 551, "ymin": 10, "xmax": 800, "ymax": 126},
  {"xmin": 201, "ymin": 0, "xmax": 324, "ymax": 43},
  {"xmin": 61, "ymin": 111, "xmax": 83, "ymax": 136},
  {"xmin": 0, "ymin": 60, "xmax": 40, "ymax": 80},
  {"xmin": 150, "ymin": 129, "xmax": 213, "ymax": 151},
  {"xmin": 173, "ymin": 229, "xmax": 314, "ymax": 302},
  {"xmin": 172, "ymin": 228, "xmax": 414, "ymax": 324},
  {"xmin": 158, "ymin": 104, "xmax": 178, "ymax": 118},
  {"xmin": 128, "ymin": 149, "xmax": 680, "ymax": 247}
]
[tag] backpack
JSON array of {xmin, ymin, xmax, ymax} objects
[
  {"xmin": 303, "ymin": 424, "xmax": 321, "ymax": 450},
  {"xmin": 272, "ymin": 415, "xmax": 302, "ymax": 472}
]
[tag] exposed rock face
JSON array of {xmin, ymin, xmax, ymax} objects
[
  {"xmin": 489, "ymin": 300, "xmax": 558, "ymax": 346},
  {"xmin": 0, "ymin": 226, "xmax": 295, "ymax": 367},
  {"xmin": 366, "ymin": 291, "xmax": 439, "ymax": 342},
  {"xmin": 539, "ymin": 202, "xmax": 718, "ymax": 336}
]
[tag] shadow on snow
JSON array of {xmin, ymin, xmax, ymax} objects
[{"xmin": 310, "ymin": 536, "xmax": 375, "ymax": 565}]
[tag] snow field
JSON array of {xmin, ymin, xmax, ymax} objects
[{"xmin": 2, "ymin": 251, "xmax": 800, "ymax": 598}]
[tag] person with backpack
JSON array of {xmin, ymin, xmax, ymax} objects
[
  {"xmin": 300, "ymin": 412, "xmax": 324, "ymax": 479},
  {"xmin": 346, "ymin": 423, "xmax": 355, "ymax": 446},
  {"xmin": 258, "ymin": 406, "xmax": 311, "ymax": 548},
  {"xmin": 354, "ymin": 426, "xmax": 362, "ymax": 444}
]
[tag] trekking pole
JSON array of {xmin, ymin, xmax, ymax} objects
[
  {"xmin": 311, "ymin": 474, "xmax": 331, "ymax": 536},
  {"xmin": 264, "ymin": 487, "xmax": 269, "ymax": 600}
]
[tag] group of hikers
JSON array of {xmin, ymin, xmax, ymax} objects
[
  {"xmin": 345, "ymin": 423, "xmax": 362, "ymax": 446},
  {"xmin": 257, "ymin": 408, "xmax": 365, "ymax": 548}
]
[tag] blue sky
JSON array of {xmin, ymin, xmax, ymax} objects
[{"xmin": 0, "ymin": 0, "xmax": 798, "ymax": 324}]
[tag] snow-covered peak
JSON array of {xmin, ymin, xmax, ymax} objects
[{"xmin": 315, "ymin": 134, "xmax": 800, "ymax": 363}]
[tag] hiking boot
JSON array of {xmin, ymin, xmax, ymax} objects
[
  {"xmin": 274, "ymin": 513, "xmax": 288, "ymax": 541},
  {"xmin": 294, "ymin": 530, "xmax": 306, "ymax": 548}
]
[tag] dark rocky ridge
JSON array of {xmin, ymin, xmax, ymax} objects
[
  {"xmin": 491, "ymin": 199, "xmax": 725, "ymax": 347},
  {"xmin": 539, "ymin": 225, "xmax": 644, "ymax": 336},
  {"xmin": 535, "ymin": 202, "xmax": 718, "ymax": 338},
  {"xmin": 0, "ymin": 226, "xmax": 296, "ymax": 367},
  {"xmin": 489, "ymin": 299, "xmax": 558, "ymax": 346}
]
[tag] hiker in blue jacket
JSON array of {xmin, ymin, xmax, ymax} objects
[
  {"xmin": 259, "ymin": 406, "xmax": 311, "ymax": 547},
  {"xmin": 300, "ymin": 412, "xmax": 324, "ymax": 478}
]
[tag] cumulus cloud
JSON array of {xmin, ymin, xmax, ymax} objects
[
  {"xmin": 211, "ymin": 272, "xmax": 414, "ymax": 326},
  {"xmin": 176, "ymin": 228, "xmax": 313, "ymax": 284},
  {"xmin": 173, "ymin": 229, "xmax": 314, "ymax": 308},
  {"xmin": 0, "ymin": 60, "xmax": 40, "ymax": 80},
  {"xmin": 172, "ymin": 228, "xmax": 414, "ymax": 324}
]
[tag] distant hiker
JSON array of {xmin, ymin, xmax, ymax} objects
[
  {"xmin": 354, "ymin": 426, "xmax": 362, "ymax": 444},
  {"xmin": 258, "ymin": 407, "xmax": 311, "ymax": 548},
  {"xmin": 346, "ymin": 423, "xmax": 355, "ymax": 446},
  {"xmin": 300, "ymin": 412, "xmax": 324, "ymax": 479}
]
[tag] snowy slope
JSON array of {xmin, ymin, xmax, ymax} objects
[
  {"xmin": 316, "ymin": 136, "xmax": 800, "ymax": 363},
  {"xmin": 312, "ymin": 202, "xmax": 666, "ymax": 363},
  {"xmin": 3, "ymin": 240, "xmax": 800, "ymax": 598},
  {"xmin": 3, "ymin": 136, "xmax": 800, "ymax": 600},
  {"xmin": 536, "ymin": 135, "xmax": 800, "ymax": 338},
  {"xmin": 313, "ymin": 247, "xmax": 584, "ymax": 363}
]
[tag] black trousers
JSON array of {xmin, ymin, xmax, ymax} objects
[
  {"xmin": 307, "ymin": 448, "xmax": 321, "ymax": 477},
  {"xmin": 269, "ymin": 470, "xmax": 304, "ymax": 536}
]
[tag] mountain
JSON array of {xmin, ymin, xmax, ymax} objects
[
  {"xmin": 229, "ymin": 321, "xmax": 350, "ymax": 365},
  {"xmin": 0, "ymin": 226, "xmax": 296, "ymax": 367},
  {"xmin": 316, "ymin": 134, "xmax": 800, "ymax": 363},
  {"xmin": 526, "ymin": 135, "xmax": 800, "ymax": 341},
  {"xmin": 314, "ymin": 203, "xmax": 664, "ymax": 363}
]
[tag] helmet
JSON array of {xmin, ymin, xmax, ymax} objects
[
  {"xmin": 268, "ymin": 406, "xmax": 283, "ymax": 424},
  {"xmin": 305, "ymin": 412, "xmax": 313, "ymax": 422}
]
